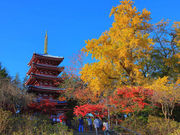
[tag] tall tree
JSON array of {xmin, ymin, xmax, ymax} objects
[
  {"xmin": 146, "ymin": 21, "xmax": 180, "ymax": 81},
  {"xmin": 0, "ymin": 63, "xmax": 8, "ymax": 79},
  {"xmin": 81, "ymin": 0, "xmax": 153, "ymax": 95}
]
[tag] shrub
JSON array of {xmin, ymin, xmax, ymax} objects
[
  {"xmin": 2, "ymin": 114, "xmax": 73, "ymax": 135},
  {"xmin": 147, "ymin": 115, "xmax": 180, "ymax": 135},
  {"xmin": 0, "ymin": 108, "xmax": 11, "ymax": 134},
  {"xmin": 169, "ymin": 128, "xmax": 180, "ymax": 135},
  {"xmin": 119, "ymin": 116, "xmax": 147, "ymax": 134}
]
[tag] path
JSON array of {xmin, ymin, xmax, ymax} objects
[
  {"xmin": 73, "ymin": 130, "xmax": 104, "ymax": 135},
  {"xmin": 73, "ymin": 130, "xmax": 131, "ymax": 135}
]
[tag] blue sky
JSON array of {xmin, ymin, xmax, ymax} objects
[{"xmin": 0, "ymin": 0, "xmax": 179, "ymax": 81}]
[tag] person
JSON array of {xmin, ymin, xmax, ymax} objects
[
  {"xmin": 93, "ymin": 117, "xmax": 100, "ymax": 135},
  {"xmin": 87, "ymin": 117, "xmax": 93, "ymax": 131},
  {"xmin": 66, "ymin": 119, "xmax": 72, "ymax": 129},
  {"xmin": 103, "ymin": 119, "xmax": 110, "ymax": 135},
  {"xmin": 78, "ymin": 117, "xmax": 84, "ymax": 132},
  {"xmin": 98, "ymin": 117, "xmax": 103, "ymax": 131}
]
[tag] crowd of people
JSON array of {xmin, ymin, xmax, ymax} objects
[
  {"xmin": 78, "ymin": 116, "xmax": 110, "ymax": 135},
  {"xmin": 50, "ymin": 114, "xmax": 110, "ymax": 135}
]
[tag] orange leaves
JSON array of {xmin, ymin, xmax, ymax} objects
[
  {"xmin": 74, "ymin": 88, "xmax": 99, "ymax": 104},
  {"xmin": 59, "ymin": 96, "xmax": 66, "ymax": 102}
]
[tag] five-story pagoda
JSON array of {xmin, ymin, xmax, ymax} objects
[{"xmin": 25, "ymin": 32, "xmax": 69, "ymax": 121}]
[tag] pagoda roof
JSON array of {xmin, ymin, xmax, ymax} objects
[
  {"xmin": 27, "ymin": 63, "xmax": 64, "ymax": 75},
  {"xmin": 28, "ymin": 53, "xmax": 64, "ymax": 66},
  {"xmin": 27, "ymin": 85, "xmax": 65, "ymax": 93},
  {"xmin": 25, "ymin": 73, "xmax": 63, "ymax": 86}
]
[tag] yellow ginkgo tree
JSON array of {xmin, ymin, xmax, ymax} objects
[{"xmin": 80, "ymin": 0, "xmax": 153, "ymax": 95}]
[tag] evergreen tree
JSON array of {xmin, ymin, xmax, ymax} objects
[{"xmin": 0, "ymin": 63, "xmax": 8, "ymax": 79}]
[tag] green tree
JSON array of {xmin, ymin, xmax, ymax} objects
[
  {"xmin": 147, "ymin": 20, "xmax": 180, "ymax": 81},
  {"xmin": 0, "ymin": 63, "xmax": 8, "ymax": 79}
]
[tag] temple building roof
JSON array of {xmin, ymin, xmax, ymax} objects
[
  {"xmin": 28, "ymin": 53, "xmax": 64, "ymax": 66},
  {"xmin": 42, "ymin": 54, "xmax": 64, "ymax": 59}
]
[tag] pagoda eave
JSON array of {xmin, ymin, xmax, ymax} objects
[
  {"xmin": 25, "ymin": 74, "xmax": 63, "ymax": 86},
  {"xmin": 27, "ymin": 86, "xmax": 65, "ymax": 94},
  {"xmin": 31, "ymin": 73, "xmax": 63, "ymax": 80},
  {"xmin": 27, "ymin": 63, "xmax": 64, "ymax": 75},
  {"xmin": 27, "ymin": 89, "xmax": 64, "ymax": 94},
  {"xmin": 28, "ymin": 53, "xmax": 64, "ymax": 66}
]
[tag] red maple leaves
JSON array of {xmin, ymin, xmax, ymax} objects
[
  {"xmin": 28, "ymin": 99, "xmax": 57, "ymax": 113},
  {"xmin": 74, "ymin": 104, "xmax": 107, "ymax": 118},
  {"xmin": 109, "ymin": 87, "xmax": 153, "ymax": 114},
  {"xmin": 74, "ymin": 87, "xmax": 153, "ymax": 117}
]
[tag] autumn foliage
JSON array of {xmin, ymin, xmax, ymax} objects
[
  {"xmin": 73, "ymin": 87, "xmax": 153, "ymax": 116},
  {"xmin": 73, "ymin": 88, "xmax": 99, "ymax": 104},
  {"xmin": 74, "ymin": 104, "xmax": 107, "ymax": 118},
  {"xmin": 28, "ymin": 99, "xmax": 57, "ymax": 113},
  {"xmin": 80, "ymin": 0, "xmax": 153, "ymax": 95},
  {"xmin": 109, "ymin": 87, "xmax": 153, "ymax": 114}
]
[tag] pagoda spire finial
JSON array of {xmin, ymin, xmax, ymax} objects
[{"xmin": 44, "ymin": 31, "xmax": 48, "ymax": 54}]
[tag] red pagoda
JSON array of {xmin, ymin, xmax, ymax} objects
[{"xmin": 25, "ymin": 32, "xmax": 69, "ymax": 121}]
